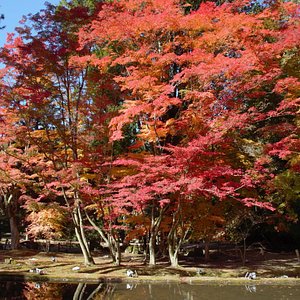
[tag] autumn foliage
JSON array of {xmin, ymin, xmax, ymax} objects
[{"xmin": 0, "ymin": 0, "xmax": 299, "ymax": 266}]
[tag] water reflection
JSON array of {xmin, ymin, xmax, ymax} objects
[
  {"xmin": 72, "ymin": 282, "xmax": 116, "ymax": 300},
  {"xmin": 1, "ymin": 281, "xmax": 300, "ymax": 299},
  {"xmin": 23, "ymin": 281, "xmax": 63, "ymax": 299},
  {"xmin": 245, "ymin": 284, "xmax": 257, "ymax": 293}
]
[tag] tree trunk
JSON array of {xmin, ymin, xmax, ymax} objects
[
  {"xmin": 241, "ymin": 238, "xmax": 247, "ymax": 265},
  {"xmin": 143, "ymin": 235, "xmax": 148, "ymax": 261},
  {"xmin": 166, "ymin": 199, "xmax": 187, "ymax": 268},
  {"xmin": 9, "ymin": 215, "xmax": 20, "ymax": 250},
  {"xmin": 167, "ymin": 224, "xmax": 187, "ymax": 268},
  {"xmin": 74, "ymin": 225, "xmax": 94, "ymax": 265},
  {"xmin": 45, "ymin": 240, "xmax": 50, "ymax": 253},
  {"xmin": 85, "ymin": 210, "xmax": 121, "ymax": 265},
  {"xmin": 78, "ymin": 206, "xmax": 92, "ymax": 256},
  {"xmin": 109, "ymin": 235, "xmax": 121, "ymax": 266},
  {"xmin": 168, "ymin": 244, "xmax": 179, "ymax": 268},
  {"xmin": 168, "ymin": 230, "xmax": 180, "ymax": 268},
  {"xmin": 204, "ymin": 239, "xmax": 210, "ymax": 262},
  {"xmin": 2, "ymin": 191, "xmax": 20, "ymax": 250},
  {"xmin": 167, "ymin": 226, "xmax": 178, "ymax": 268},
  {"xmin": 149, "ymin": 234, "xmax": 156, "ymax": 266},
  {"xmin": 148, "ymin": 204, "xmax": 166, "ymax": 266},
  {"xmin": 73, "ymin": 206, "xmax": 95, "ymax": 265}
]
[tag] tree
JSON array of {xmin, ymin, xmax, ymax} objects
[
  {"xmin": 0, "ymin": 153, "xmax": 23, "ymax": 249},
  {"xmin": 0, "ymin": 96, "xmax": 34, "ymax": 249},
  {"xmin": 1, "ymin": 0, "xmax": 298, "ymax": 267},
  {"xmin": 78, "ymin": 0, "xmax": 299, "ymax": 266},
  {"xmin": 59, "ymin": 0, "xmax": 103, "ymax": 12},
  {"xmin": 0, "ymin": 3, "xmax": 115, "ymax": 264}
]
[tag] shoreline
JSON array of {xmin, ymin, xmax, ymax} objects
[{"xmin": 1, "ymin": 272, "xmax": 300, "ymax": 285}]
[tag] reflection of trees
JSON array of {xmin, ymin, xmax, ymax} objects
[
  {"xmin": 0, "ymin": 281, "xmax": 222, "ymax": 299},
  {"xmin": 23, "ymin": 282, "xmax": 63, "ymax": 299},
  {"xmin": 21, "ymin": 281, "xmax": 115, "ymax": 300},
  {"xmin": 0, "ymin": 281, "xmax": 25, "ymax": 298},
  {"xmin": 73, "ymin": 282, "xmax": 115, "ymax": 300},
  {"xmin": 3, "ymin": 281, "xmax": 206, "ymax": 299},
  {"xmin": 89, "ymin": 284, "xmax": 115, "ymax": 300}
]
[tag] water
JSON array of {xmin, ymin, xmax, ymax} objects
[{"xmin": 1, "ymin": 281, "xmax": 300, "ymax": 299}]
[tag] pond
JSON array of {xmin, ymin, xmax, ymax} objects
[{"xmin": 1, "ymin": 281, "xmax": 300, "ymax": 299}]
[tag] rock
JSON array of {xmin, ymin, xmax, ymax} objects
[
  {"xmin": 29, "ymin": 267, "xmax": 44, "ymax": 275},
  {"xmin": 35, "ymin": 268, "xmax": 44, "ymax": 275},
  {"xmin": 4, "ymin": 258, "xmax": 12, "ymax": 264},
  {"xmin": 245, "ymin": 272, "xmax": 257, "ymax": 280},
  {"xmin": 72, "ymin": 266, "xmax": 80, "ymax": 271},
  {"xmin": 196, "ymin": 268, "xmax": 206, "ymax": 275},
  {"xmin": 126, "ymin": 269, "xmax": 138, "ymax": 277}
]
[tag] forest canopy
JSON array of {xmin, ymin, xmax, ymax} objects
[{"xmin": 0, "ymin": 0, "xmax": 299, "ymax": 267}]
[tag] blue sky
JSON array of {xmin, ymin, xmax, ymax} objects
[{"xmin": 0, "ymin": 0, "xmax": 60, "ymax": 47}]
